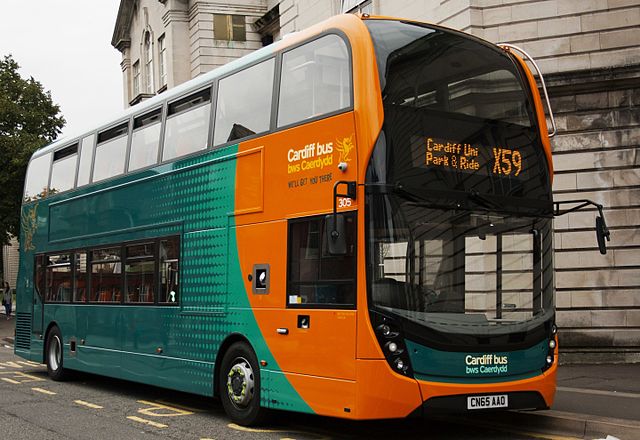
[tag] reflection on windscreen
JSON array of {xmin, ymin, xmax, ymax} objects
[{"xmin": 370, "ymin": 207, "xmax": 553, "ymax": 330}]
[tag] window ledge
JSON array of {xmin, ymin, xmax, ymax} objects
[{"xmin": 129, "ymin": 93, "xmax": 155, "ymax": 106}]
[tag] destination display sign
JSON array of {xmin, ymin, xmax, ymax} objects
[{"xmin": 424, "ymin": 137, "xmax": 524, "ymax": 177}]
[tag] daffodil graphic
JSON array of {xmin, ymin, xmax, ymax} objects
[{"xmin": 335, "ymin": 134, "xmax": 355, "ymax": 163}]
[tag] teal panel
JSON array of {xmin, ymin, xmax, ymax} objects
[
  {"xmin": 182, "ymin": 229, "xmax": 228, "ymax": 312},
  {"xmin": 16, "ymin": 142, "xmax": 311, "ymax": 412},
  {"xmin": 407, "ymin": 339, "xmax": 548, "ymax": 384}
]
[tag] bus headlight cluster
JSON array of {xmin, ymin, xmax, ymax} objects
[
  {"xmin": 373, "ymin": 315, "xmax": 413, "ymax": 377},
  {"xmin": 543, "ymin": 321, "xmax": 558, "ymax": 371}
]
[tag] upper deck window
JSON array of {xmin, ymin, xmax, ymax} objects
[
  {"xmin": 93, "ymin": 122, "xmax": 129, "ymax": 183},
  {"xmin": 24, "ymin": 153, "xmax": 52, "ymax": 202},
  {"xmin": 163, "ymin": 88, "xmax": 211, "ymax": 161},
  {"xmin": 50, "ymin": 143, "xmax": 79, "ymax": 194},
  {"xmin": 277, "ymin": 35, "xmax": 351, "ymax": 127},
  {"xmin": 129, "ymin": 108, "xmax": 162, "ymax": 171},
  {"xmin": 77, "ymin": 134, "xmax": 95, "ymax": 187},
  {"xmin": 214, "ymin": 58, "xmax": 274, "ymax": 146}
]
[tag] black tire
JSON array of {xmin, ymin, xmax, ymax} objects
[
  {"xmin": 219, "ymin": 342, "xmax": 267, "ymax": 426},
  {"xmin": 45, "ymin": 326, "xmax": 69, "ymax": 381}
]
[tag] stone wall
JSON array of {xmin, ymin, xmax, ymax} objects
[{"xmin": 548, "ymin": 67, "xmax": 640, "ymax": 362}]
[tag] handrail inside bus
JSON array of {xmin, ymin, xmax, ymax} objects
[{"xmin": 498, "ymin": 43, "xmax": 557, "ymax": 138}]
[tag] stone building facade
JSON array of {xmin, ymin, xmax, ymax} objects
[
  {"xmin": 2, "ymin": 236, "xmax": 19, "ymax": 291},
  {"xmin": 112, "ymin": 0, "xmax": 640, "ymax": 361}
]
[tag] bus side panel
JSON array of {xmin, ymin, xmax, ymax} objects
[
  {"xmin": 16, "ymin": 201, "xmax": 49, "ymax": 361},
  {"xmin": 227, "ymin": 222, "xmax": 314, "ymax": 413},
  {"xmin": 73, "ymin": 305, "xmax": 122, "ymax": 379},
  {"xmin": 233, "ymin": 113, "xmax": 360, "ymax": 415}
]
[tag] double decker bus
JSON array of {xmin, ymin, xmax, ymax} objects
[{"xmin": 16, "ymin": 14, "xmax": 608, "ymax": 425}]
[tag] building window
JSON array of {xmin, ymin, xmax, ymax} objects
[
  {"xmin": 158, "ymin": 34, "xmax": 167, "ymax": 87},
  {"xmin": 133, "ymin": 60, "xmax": 141, "ymax": 97},
  {"xmin": 214, "ymin": 14, "xmax": 246, "ymax": 42},
  {"xmin": 144, "ymin": 31, "xmax": 154, "ymax": 93},
  {"xmin": 343, "ymin": 0, "xmax": 372, "ymax": 14}
]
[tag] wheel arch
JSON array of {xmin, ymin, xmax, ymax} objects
[
  {"xmin": 42, "ymin": 321, "xmax": 61, "ymax": 363},
  {"xmin": 213, "ymin": 333, "xmax": 255, "ymax": 397}
]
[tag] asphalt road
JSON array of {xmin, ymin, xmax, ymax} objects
[{"xmin": 0, "ymin": 344, "xmax": 545, "ymax": 440}]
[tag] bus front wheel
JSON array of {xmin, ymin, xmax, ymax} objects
[
  {"xmin": 45, "ymin": 326, "xmax": 69, "ymax": 381},
  {"xmin": 219, "ymin": 342, "xmax": 267, "ymax": 426}
]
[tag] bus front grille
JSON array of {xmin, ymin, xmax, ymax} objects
[{"xmin": 15, "ymin": 312, "xmax": 31, "ymax": 350}]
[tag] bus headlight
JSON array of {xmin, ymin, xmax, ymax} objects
[
  {"xmin": 372, "ymin": 312, "xmax": 413, "ymax": 377},
  {"xmin": 549, "ymin": 339, "xmax": 556, "ymax": 349}
]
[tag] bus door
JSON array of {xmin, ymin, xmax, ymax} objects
[
  {"xmin": 32, "ymin": 255, "xmax": 45, "ymax": 338},
  {"xmin": 279, "ymin": 212, "xmax": 358, "ymax": 381}
]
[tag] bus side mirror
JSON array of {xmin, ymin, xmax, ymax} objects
[
  {"xmin": 325, "ymin": 214, "xmax": 347, "ymax": 255},
  {"xmin": 596, "ymin": 215, "xmax": 610, "ymax": 255}
]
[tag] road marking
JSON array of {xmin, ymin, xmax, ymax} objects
[
  {"xmin": 74, "ymin": 400, "xmax": 103, "ymax": 409},
  {"xmin": 557, "ymin": 386, "xmax": 640, "ymax": 399},
  {"xmin": 136, "ymin": 400, "xmax": 194, "ymax": 417},
  {"xmin": 228, "ymin": 423, "xmax": 330, "ymax": 439},
  {"xmin": 0, "ymin": 371, "xmax": 45, "ymax": 383},
  {"xmin": 127, "ymin": 416, "xmax": 168, "ymax": 428},
  {"xmin": 32, "ymin": 387, "xmax": 57, "ymax": 395},
  {"xmin": 1, "ymin": 377, "xmax": 20, "ymax": 384},
  {"xmin": 156, "ymin": 399, "xmax": 204, "ymax": 412},
  {"xmin": 509, "ymin": 431, "xmax": 580, "ymax": 440},
  {"xmin": 0, "ymin": 361, "xmax": 23, "ymax": 368},
  {"xmin": 18, "ymin": 360, "xmax": 42, "ymax": 367}
]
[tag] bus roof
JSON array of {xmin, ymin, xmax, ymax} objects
[{"xmin": 31, "ymin": 13, "xmax": 370, "ymax": 160}]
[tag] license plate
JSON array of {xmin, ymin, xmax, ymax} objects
[{"xmin": 467, "ymin": 394, "xmax": 508, "ymax": 410}]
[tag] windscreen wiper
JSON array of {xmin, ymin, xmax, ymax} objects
[
  {"xmin": 468, "ymin": 189, "xmax": 503, "ymax": 211},
  {"xmin": 366, "ymin": 183, "xmax": 462, "ymax": 210}
]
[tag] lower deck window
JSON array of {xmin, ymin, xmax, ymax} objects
[
  {"xmin": 45, "ymin": 254, "xmax": 72, "ymax": 302},
  {"xmin": 36, "ymin": 235, "xmax": 180, "ymax": 306}
]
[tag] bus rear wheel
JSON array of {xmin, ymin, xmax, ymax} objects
[
  {"xmin": 45, "ymin": 326, "xmax": 69, "ymax": 381},
  {"xmin": 219, "ymin": 342, "xmax": 267, "ymax": 426}
]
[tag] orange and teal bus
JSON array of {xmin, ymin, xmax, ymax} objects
[{"xmin": 16, "ymin": 14, "xmax": 609, "ymax": 425}]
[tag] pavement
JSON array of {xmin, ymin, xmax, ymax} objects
[{"xmin": 1, "ymin": 310, "xmax": 638, "ymax": 439}]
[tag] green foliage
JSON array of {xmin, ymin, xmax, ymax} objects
[{"xmin": 0, "ymin": 55, "xmax": 65, "ymax": 245}]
